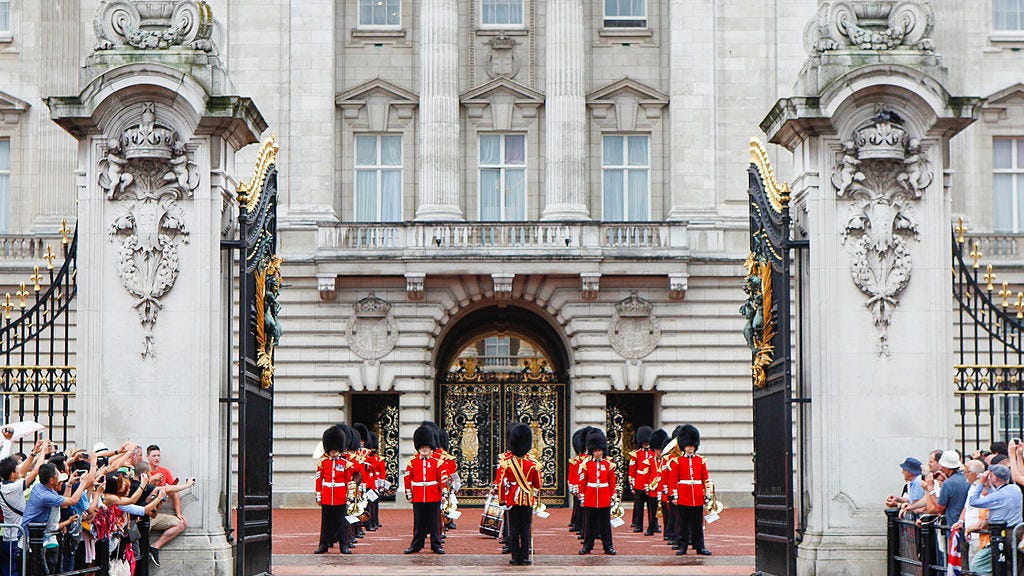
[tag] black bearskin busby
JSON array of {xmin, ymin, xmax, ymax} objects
[
  {"xmin": 366, "ymin": 431, "xmax": 379, "ymax": 452},
  {"xmin": 586, "ymin": 428, "xmax": 609, "ymax": 455},
  {"xmin": 635, "ymin": 425, "xmax": 654, "ymax": 447},
  {"xmin": 414, "ymin": 425, "xmax": 437, "ymax": 451},
  {"xmin": 322, "ymin": 425, "xmax": 346, "ymax": 454},
  {"xmin": 439, "ymin": 430, "xmax": 450, "ymax": 451},
  {"xmin": 650, "ymin": 429, "xmax": 669, "ymax": 451},
  {"xmin": 353, "ymin": 423, "xmax": 370, "ymax": 444},
  {"xmin": 346, "ymin": 425, "xmax": 362, "ymax": 452},
  {"xmin": 508, "ymin": 423, "xmax": 532, "ymax": 458},
  {"xmin": 571, "ymin": 427, "xmax": 589, "ymax": 456},
  {"xmin": 678, "ymin": 424, "xmax": 700, "ymax": 450},
  {"xmin": 420, "ymin": 420, "xmax": 442, "ymax": 449}
]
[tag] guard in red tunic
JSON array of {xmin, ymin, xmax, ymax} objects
[
  {"xmin": 314, "ymin": 425, "xmax": 353, "ymax": 554},
  {"xmin": 403, "ymin": 424, "xmax": 447, "ymax": 554},
  {"xmin": 495, "ymin": 424, "xmax": 543, "ymax": 566},
  {"xmin": 668, "ymin": 424, "xmax": 711, "ymax": 556},
  {"xmin": 365, "ymin": 432, "xmax": 384, "ymax": 530},
  {"xmin": 644, "ymin": 429, "xmax": 669, "ymax": 536},
  {"xmin": 568, "ymin": 427, "xmax": 591, "ymax": 537},
  {"xmin": 628, "ymin": 425, "xmax": 656, "ymax": 533},
  {"xmin": 578, "ymin": 429, "xmax": 617, "ymax": 555},
  {"xmin": 662, "ymin": 426, "xmax": 683, "ymax": 546},
  {"xmin": 493, "ymin": 448, "xmax": 514, "ymax": 554}
]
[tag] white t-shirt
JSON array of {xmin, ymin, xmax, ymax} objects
[
  {"xmin": 0, "ymin": 479, "xmax": 26, "ymax": 542},
  {"xmin": 963, "ymin": 482, "xmax": 983, "ymax": 543}
]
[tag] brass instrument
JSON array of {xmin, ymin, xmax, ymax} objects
[
  {"xmin": 705, "ymin": 479, "xmax": 725, "ymax": 516},
  {"xmin": 532, "ymin": 493, "xmax": 547, "ymax": 517},
  {"xmin": 655, "ymin": 499, "xmax": 663, "ymax": 518},
  {"xmin": 348, "ymin": 481, "xmax": 370, "ymax": 522},
  {"xmin": 441, "ymin": 490, "xmax": 459, "ymax": 519},
  {"xmin": 610, "ymin": 487, "xmax": 625, "ymax": 519}
]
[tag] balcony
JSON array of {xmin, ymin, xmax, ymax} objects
[
  {"xmin": 315, "ymin": 221, "xmax": 690, "ymax": 262},
  {"xmin": 966, "ymin": 233, "xmax": 1024, "ymax": 262},
  {"xmin": 0, "ymin": 234, "xmax": 63, "ymax": 271}
]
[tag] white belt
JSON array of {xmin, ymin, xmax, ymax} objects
[
  {"xmin": 587, "ymin": 482, "xmax": 609, "ymax": 488},
  {"xmin": 412, "ymin": 481, "xmax": 438, "ymax": 487},
  {"xmin": 322, "ymin": 482, "xmax": 346, "ymax": 488},
  {"xmin": 678, "ymin": 480, "xmax": 702, "ymax": 485}
]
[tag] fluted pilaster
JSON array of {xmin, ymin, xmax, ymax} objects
[
  {"xmin": 416, "ymin": 0, "xmax": 462, "ymax": 221},
  {"xmin": 541, "ymin": 0, "xmax": 589, "ymax": 221}
]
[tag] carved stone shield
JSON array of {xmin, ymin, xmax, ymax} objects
[
  {"xmin": 346, "ymin": 293, "xmax": 398, "ymax": 362},
  {"xmin": 609, "ymin": 293, "xmax": 660, "ymax": 362}
]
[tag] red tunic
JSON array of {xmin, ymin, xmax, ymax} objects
[
  {"xmin": 315, "ymin": 455, "xmax": 351, "ymax": 506},
  {"xmin": 669, "ymin": 454, "xmax": 708, "ymax": 507},
  {"xmin": 628, "ymin": 448, "xmax": 657, "ymax": 492},
  {"xmin": 494, "ymin": 451, "xmax": 513, "ymax": 492},
  {"xmin": 579, "ymin": 458, "xmax": 616, "ymax": 508},
  {"xmin": 646, "ymin": 455, "xmax": 664, "ymax": 498},
  {"xmin": 496, "ymin": 455, "xmax": 542, "ymax": 507},
  {"xmin": 403, "ymin": 454, "xmax": 447, "ymax": 502},
  {"xmin": 659, "ymin": 454, "xmax": 677, "ymax": 503}
]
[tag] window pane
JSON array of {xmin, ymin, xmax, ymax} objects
[
  {"xmin": 387, "ymin": 0, "xmax": 401, "ymax": 25},
  {"xmin": 359, "ymin": 0, "xmax": 373, "ymax": 25},
  {"xmin": 628, "ymin": 169, "xmax": 649, "ymax": 221},
  {"xmin": 505, "ymin": 169, "xmax": 526, "ymax": 220},
  {"xmin": 628, "ymin": 136, "xmax": 648, "ymax": 166},
  {"xmin": 356, "ymin": 171, "xmax": 378, "ymax": 221},
  {"xmin": 995, "ymin": 139, "xmax": 1013, "ymax": 169},
  {"xmin": 505, "ymin": 135, "xmax": 525, "ymax": 165},
  {"xmin": 381, "ymin": 136, "xmax": 402, "ymax": 166},
  {"xmin": 483, "ymin": 3, "xmax": 495, "ymax": 24},
  {"xmin": 495, "ymin": 3, "xmax": 508, "ymax": 24},
  {"xmin": 374, "ymin": 2, "xmax": 386, "ymax": 25},
  {"xmin": 604, "ymin": 136, "xmax": 624, "ymax": 166},
  {"xmin": 603, "ymin": 170, "xmax": 624, "ymax": 221},
  {"xmin": 480, "ymin": 135, "xmax": 501, "ymax": 164},
  {"xmin": 510, "ymin": 0, "xmax": 523, "ymax": 24},
  {"xmin": 0, "ymin": 173, "xmax": 7, "ymax": 234},
  {"xmin": 381, "ymin": 170, "xmax": 402, "ymax": 222},
  {"xmin": 606, "ymin": 0, "xmax": 618, "ymax": 17},
  {"xmin": 1018, "ymin": 174, "xmax": 1024, "ymax": 232},
  {"xmin": 1017, "ymin": 138, "xmax": 1024, "ymax": 168},
  {"xmin": 633, "ymin": 0, "xmax": 646, "ymax": 17},
  {"xmin": 356, "ymin": 136, "xmax": 377, "ymax": 166},
  {"xmin": 994, "ymin": 174, "xmax": 1014, "ymax": 232},
  {"xmin": 0, "ymin": 139, "xmax": 8, "ymax": 171},
  {"xmin": 0, "ymin": 1, "xmax": 9, "ymax": 33},
  {"xmin": 480, "ymin": 169, "xmax": 501, "ymax": 220}
]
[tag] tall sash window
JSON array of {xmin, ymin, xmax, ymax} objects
[
  {"xmin": 479, "ymin": 134, "xmax": 526, "ymax": 221},
  {"xmin": 355, "ymin": 135, "xmax": 403, "ymax": 222},
  {"xmin": 602, "ymin": 135, "xmax": 649, "ymax": 221},
  {"xmin": 994, "ymin": 137, "xmax": 1024, "ymax": 232}
]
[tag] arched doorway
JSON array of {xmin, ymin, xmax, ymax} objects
[{"xmin": 434, "ymin": 305, "xmax": 570, "ymax": 505}]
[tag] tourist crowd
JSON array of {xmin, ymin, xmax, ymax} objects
[
  {"xmin": 887, "ymin": 441, "xmax": 1024, "ymax": 574},
  {"xmin": 0, "ymin": 431, "xmax": 196, "ymax": 576}
]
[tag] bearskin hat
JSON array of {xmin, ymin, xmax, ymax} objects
[
  {"xmin": 586, "ymin": 428, "xmax": 609, "ymax": 454},
  {"xmin": 414, "ymin": 425, "xmax": 436, "ymax": 451},
  {"xmin": 353, "ymin": 423, "xmax": 370, "ymax": 443},
  {"xmin": 346, "ymin": 425, "xmax": 363, "ymax": 452},
  {"xmin": 439, "ymin": 430, "xmax": 450, "ymax": 451},
  {"xmin": 678, "ymin": 424, "xmax": 700, "ymax": 449},
  {"xmin": 672, "ymin": 425, "xmax": 684, "ymax": 439},
  {"xmin": 420, "ymin": 420, "xmax": 442, "ymax": 448},
  {"xmin": 572, "ymin": 426, "xmax": 593, "ymax": 455},
  {"xmin": 650, "ymin": 429, "xmax": 669, "ymax": 451},
  {"xmin": 635, "ymin": 425, "xmax": 654, "ymax": 447},
  {"xmin": 322, "ymin": 425, "xmax": 346, "ymax": 454},
  {"xmin": 366, "ymin": 431, "xmax": 379, "ymax": 451},
  {"xmin": 508, "ymin": 423, "xmax": 532, "ymax": 458}
]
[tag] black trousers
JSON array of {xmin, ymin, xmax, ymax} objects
[
  {"xmin": 645, "ymin": 495, "xmax": 660, "ymax": 533},
  {"xmin": 677, "ymin": 505, "xmax": 705, "ymax": 550},
  {"xmin": 631, "ymin": 487, "xmax": 646, "ymax": 530},
  {"xmin": 369, "ymin": 499, "xmax": 381, "ymax": 528},
  {"xmin": 319, "ymin": 505, "xmax": 347, "ymax": 550},
  {"xmin": 409, "ymin": 501, "xmax": 442, "ymax": 551},
  {"xmin": 582, "ymin": 507, "xmax": 613, "ymax": 551},
  {"xmin": 507, "ymin": 506, "xmax": 533, "ymax": 562},
  {"xmin": 664, "ymin": 502, "xmax": 677, "ymax": 541},
  {"xmin": 570, "ymin": 494, "xmax": 582, "ymax": 532}
]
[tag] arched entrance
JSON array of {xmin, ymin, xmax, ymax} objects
[{"xmin": 434, "ymin": 305, "xmax": 570, "ymax": 505}]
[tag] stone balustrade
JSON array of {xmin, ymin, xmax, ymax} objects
[
  {"xmin": 0, "ymin": 234, "xmax": 63, "ymax": 268},
  {"xmin": 967, "ymin": 233, "xmax": 1024, "ymax": 261},
  {"xmin": 315, "ymin": 221, "xmax": 689, "ymax": 257}
]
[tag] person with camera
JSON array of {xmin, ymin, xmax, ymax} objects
[
  {"xmin": 0, "ymin": 440, "xmax": 48, "ymax": 576},
  {"xmin": 22, "ymin": 460, "xmax": 95, "ymax": 573},
  {"xmin": 965, "ymin": 464, "xmax": 1022, "ymax": 573},
  {"xmin": 921, "ymin": 451, "xmax": 969, "ymax": 527}
]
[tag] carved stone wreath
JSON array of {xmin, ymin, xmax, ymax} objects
[
  {"xmin": 609, "ymin": 293, "xmax": 660, "ymax": 363},
  {"xmin": 93, "ymin": 0, "xmax": 215, "ymax": 52},
  {"xmin": 831, "ymin": 109, "xmax": 931, "ymax": 355},
  {"xmin": 346, "ymin": 293, "xmax": 398, "ymax": 363},
  {"xmin": 101, "ymin": 103, "xmax": 199, "ymax": 358}
]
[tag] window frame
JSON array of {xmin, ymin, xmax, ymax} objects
[
  {"xmin": 993, "ymin": 137, "xmax": 1024, "ymax": 233},
  {"xmin": 603, "ymin": 0, "xmax": 648, "ymax": 29},
  {"xmin": 357, "ymin": 0, "xmax": 402, "ymax": 29},
  {"xmin": 478, "ymin": 133, "xmax": 527, "ymax": 222},
  {"xmin": 601, "ymin": 134, "xmax": 651, "ymax": 222},
  {"xmin": 993, "ymin": 0, "xmax": 1024, "ymax": 32},
  {"xmin": 0, "ymin": 138, "xmax": 9, "ymax": 234},
  {"xmin": 353, "ymin": 134, "xmax": 403, "ymax": 223},
  {"xmin": 480, "ymin": 0, "xmax": 525, "ymax": 29},
  {"xmin": 0, "ymin": 0, "xmax": 11, "ymax": 41}
]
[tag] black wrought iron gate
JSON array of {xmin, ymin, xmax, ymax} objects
[
  {"xmin": 227, "ymin": 137, "xmax": 280, "ymax": 576},
  {"xmin": 438, "ymin": 359, "xmax": 567, "ymax": 505},
  {"xmin": 745, "ymin": 140, "xmax": 797, "ymax": 576}
]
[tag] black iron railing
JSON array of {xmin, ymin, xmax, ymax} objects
[
  {"xmin": 885, "ymin": 509, "xmax": 1011, "ymax": 576},
  {"xmin": 0, "ymin": 223, "xmax": 77, "ymax": 450},
  {"xmin": 952, "ymin": 222, "xmax": 1024, "ymax": 453}
]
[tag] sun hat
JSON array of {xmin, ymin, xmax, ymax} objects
[
  {"xmin": 938, "ymin": 450, "xmax": 962, "ymax": 470},
  {"xmin": 899, "ymin": 457, "xmax": 922, "ymax": 475}
]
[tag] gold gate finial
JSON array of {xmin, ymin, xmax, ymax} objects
[
  {"xmin": 955, "ymin": 217, "xmax": 967, "ymax": 245},
  {"xmin": 984, "ymin": 265, "xmax": 996, "ymax": 292},
  {"xmin": 749, "ymin": 137, "xmax": 791, "ymax": 213},
  {"xmin": 970, "ymin": 242, "xmax": 982, "ymax": 269},
  {"xmin": 237, "ymin": 134, "xmax": 280, "ymax": 212},
  {"xmin": 1000, "ymin": 282, "xmax": 1012, "ymax": 308}
]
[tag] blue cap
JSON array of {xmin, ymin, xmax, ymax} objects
[{"xmin": 899, "ymin": 457, "xmax": 922, "ymax": 475}]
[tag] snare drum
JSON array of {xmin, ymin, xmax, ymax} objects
[{"xmin": 479, "ymin": 495, "xmax": 504, "ymax": 538}]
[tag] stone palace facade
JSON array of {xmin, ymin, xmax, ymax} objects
[{"xmin": 0, "ymin": 0, "xmax": 1022, "ymax": 515}]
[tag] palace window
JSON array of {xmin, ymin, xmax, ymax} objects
[
  {"xmin": 0, "ymin": 1, "xmax": 9, "ymax": 34},
  {"xmin": 0, "ymin": 139, "xmax": 8, "ymax": 233},
  {"xmin": 602, "ymin": 135, "xmax": 649, "ymax": 221},
  {"xmin": 359, "ymin": 0, "xmax": 401, "ymax": 28},
  {"xmin": 482, "ymin": 0, "xmax": 524, "ymax": 27},
  {"xmin": 479, "ymin": 134, "xmax": 526, "ymax": 221},
  {"xmin": 355, "ymin": 135, "xmax": 402, "ymax": 222},
  {"xmin": 994, "ymin": 0, "xmax": 1024, "ymax": 30},
  {"xmin": 604, "ymin": 0, "xmax": 646, "ymax": 28},
  {"xmin": 993, "ymin": 137, "xmax": 1024, "ymax": 232}
]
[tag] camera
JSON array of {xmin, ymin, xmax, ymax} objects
[{"xmin": 1013, "ymin": 438, "xmax": 1021, "ymax": 444}]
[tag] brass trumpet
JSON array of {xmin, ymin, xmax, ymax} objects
[
  {"xmin": 705, "ymin": 480, "xmax": 725, "ymax": 515},
  {"xmin": 610, "ymin": 487, "xmax": 625, "ymax": 519}
]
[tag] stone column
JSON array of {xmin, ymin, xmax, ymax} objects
[
  {"xmin": 667, "ymin": 0, "xmax": 715, "ymax": 220},
  {"xmin": 762, "ymin": 2, "xmax": 979, "ymax": 573},
  {"xmin": 415, "ymin": 0, "xmax": 463, "ymax": 221},
  {"xmin": 541, "ymin": 0, "xmax": 589, "ymax": 221}
]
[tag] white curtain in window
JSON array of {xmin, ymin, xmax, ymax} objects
[
  {"xmin": 505, "ymin": 135, "xmax": 525, "ymax": 165},
  {"xmin": 0, "ymin": 1, "xmax": 9, "ymax": 33},
  {"xmin": 356, "ymin": 171, "xmax": 377, "ymax": 222},
  {"xmin": 1019, "ymin": 174, "xmax": 1024, "ymax": 231},
  {"xmin": 604, "ymin": 135, "xmax": 624, "ymax": 166},
  {"xmin": 480, "ymin": 169, "xmax": 501, "ymax": 220},
  {"xmin": 994, "ymin": 139, "xmax": 1013, "ymax": 169},
  {"xmin": 0, "ymin": 139, "xmax": 8, "ymax": 233},
  {"xmin": 628, "ymin": 136, "xmax": 648, "ymax": 166},
  {"xmin": 505, "ymin": 169, "xmax": 526, "ymax": 220},
  {"xmin": 381, "ymin": 136, "xmax": 402, "ymax": 166},
  {"xmin": 994, "ymin": 174, "xmax": 1014, "ymax": 232},
  {"xmin": 480, "ymin": 135, "xmax": 501, "ymax": 165},
  {"xmin": 628, "ymin": 170, "xmax": 648, "ymax": 220},
  {"xmin": 381, "ymin": 170, "xmax": 402, "ymax": 222},
  {"xmin": 604, "ymin": 170, "xmax": 624, "ymax": 221}
]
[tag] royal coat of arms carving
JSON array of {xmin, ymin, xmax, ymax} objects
[
  {"xmin": 609, "ymin": 293, "xmax": 660, "ymax": 363},
  {"xmin": 346, "ymin": 293, "xmax": 398, "ymax": 363}
]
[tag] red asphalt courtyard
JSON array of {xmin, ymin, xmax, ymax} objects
[{"xmin": 270, "ymin": 506, "xmax": 755, "ymax": 575}]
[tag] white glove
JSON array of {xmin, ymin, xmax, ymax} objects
[{"xmin": 405, "ymin": 491, "xmax": 412, "ymax": 501}]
